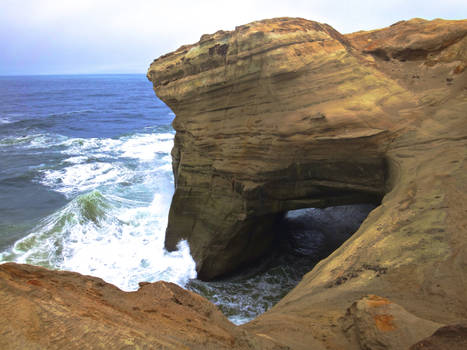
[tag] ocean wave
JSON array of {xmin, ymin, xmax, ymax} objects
[
  {"xmin": 59, "ymin": 132, "xmax": 174, "ymax": 160},
  {"xmin": 1, "ymin": 190, "xmax": 196, "ymax": 290},
  {"xmin": 0, "ymin": 112, "xmax": 27, "ymax": 124},
  {"xmin": 39, "ymin": 162, "xmax": 132, "ymax": 197},
  {"xmin": 0, "ymin": 127, "xmax": 190, "ymax": 291},
  {"xmin": 120, "ymin": 133, "xmax": 174, "ymax": 160},
  {"xmin": 0, "ymin": 133, "xmax": 67, "ymax": 149},
  {"xmin": 23, "ymin": 131, "xmax": 175, "ymax": 196},
  {"xmin": 50, "ymin": 109, "xmax": 95, "ymax": 116}
]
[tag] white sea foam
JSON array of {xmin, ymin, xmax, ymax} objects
[
  {"xmin": 27, "ymin": 134, "xmax": 68, "ymax": 148},
  {"xmin": 0, "ymin": 130, "xmax": 195, "ymax": 291},
  {"xmin": 0, "ymin": 134, "xmax": 55, "ymax": 148},
  {"xmin": 4, "ymin": 190, "xmax": 196, "ymax": 291},
  {"xmin": 40, "ymin": 162, "xmax": 132, "ymax": 197},
  {"xmin": 120, "ymin": 133, "xmax": 174, "ymax": 161},
  {"xmin": 63, "ymin": 156, "xmax": 89, "ymax": 164},
  {"xmin": 35, "ymin": 132, "xmax": 174, "ymax": 196},
  {"xmin": 59, "ymin": 193, "xmax": 196, "ymax": 290},
  {"xmin": 59, "ymin": 132, "xmax": 173, "ymax": 160}
]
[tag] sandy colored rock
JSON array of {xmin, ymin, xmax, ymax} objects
[
  {"xmin": 1, "ymin": 16, "xmax": 466, "ymax": 350},
  {"xmin": 148, "ymin": 17, "xmax": 399, "ymax": 280},
  {"xmin": 341, "ymin": 295, "xmax": 441, "ymax": 349},
  {"xmin": 410, "ymin": 323, "xmax": 467, "ymax": 350},
  {"xmin": 147, "ymin": 16, "xmax": 467, "ymax": 349},
  {"xmin": 0, "ymin": 263, "xmax": 281, "ymax": 350}
]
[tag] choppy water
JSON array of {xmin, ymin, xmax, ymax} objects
[
  {"xmin": 0, "ymin": 75, "xmax": 196, "ymax": 290},
  {"xmin": 0, "ymin": 74, "xmax": 374, "ymax": 325}
]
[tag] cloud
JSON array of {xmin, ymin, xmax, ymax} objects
[{"xmin": 1, "ymin": 0, "xmax": 466, "ymax": 74}]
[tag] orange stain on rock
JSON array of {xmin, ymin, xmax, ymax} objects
[
  {"xmin": 366, "ymin": 295, "xmax": 392, "ymax": 308},
  {"xmin": 374, "ymin": 314, "xmax": 396, "ymax": 332}
]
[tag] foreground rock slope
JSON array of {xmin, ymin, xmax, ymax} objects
[
  {"xmin": 0, "ymin": 263, "xmax": 280, "ymax": 349},
  {"xmin": 0, "ymin": 17, "xmax": 465, "ymax": 350}
]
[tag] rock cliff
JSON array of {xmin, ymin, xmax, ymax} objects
[
  {"xmin": 147, "ymin": 17, "xmax": 467, "ymax": 281},
  {"xmin": 146, "ymin": 16, "xmax": 467, "ymax": 348},
  {"xmin": 0, "ymin": 17, "xmax": 466, "ymax": 350}
]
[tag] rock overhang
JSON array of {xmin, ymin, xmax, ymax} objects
[{"xmin": 147, "ymin": 17, "xmax": 426, "ymax": 280}]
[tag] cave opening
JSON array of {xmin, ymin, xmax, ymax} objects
[{"xmin": 186, "ymin": 202, "xmax": 378, "ymax": 325}]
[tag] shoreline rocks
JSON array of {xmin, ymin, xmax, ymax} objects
[
  {"xmin": 147, "ymin": 17, "xmax": 466, "ymax": 282},
  {"xmin": 0, "ymin": 262, "xmax": 281, "ymax": 349},
  {"xmin": 0, "ymin": 17, "xmax": 465, "ymax": 350},
  {"xmin": 147, "ymin": 16, "xmax": 467, "ymax": 349}
]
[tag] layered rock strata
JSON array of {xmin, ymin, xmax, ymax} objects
[
  {"xmin": 0, "ymin": 263, "xmax": 280, "ymax": 350},
  {"xmin": 147, "ymin": 17, "xmax": 467, "ymax": 281},
  {"xmin": 146, "ymin": 16, "xmax": 467, "ymax": 348},
  {"xmin": 0, "ymin": 17, "xmax": 465, "ymax": 350}
]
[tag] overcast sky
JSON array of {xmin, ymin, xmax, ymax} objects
[{"xmin": 1, "ymin": 0, "xmax": 466, "ymax": 75}]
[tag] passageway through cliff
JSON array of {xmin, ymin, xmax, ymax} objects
[{"xmin": 186, "ymin": 203, "xmax": 377, "ymax": 325}]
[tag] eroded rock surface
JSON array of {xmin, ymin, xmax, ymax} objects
[
  {"xmin": 1, "ymin": 17, "xmax": 466, "ymax": 350},
  {"xmin": 410, "ymin": 323, "xmax": 467, "ymax": 350},
  {"xmin": 0, "ymin": 263, "xmax": 281, "ymax": 350},
  {"xmin": 148, "ymin": 18, "xmax": 396, "ymax": 279},
  {"xmin": 146, "ymin": 16, "xmax": 467, "ymax": 348},
  {"xmin": 147, "ymin": 17, "xmax": 467, "ymax": 280},
  {"xmin": 341, "ymin": 295, "xmax": 441, "ymax": 350}
]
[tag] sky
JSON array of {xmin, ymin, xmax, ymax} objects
[{"xmin": 1, "ymin": 0, "xmax": 466, "ymax": 75}]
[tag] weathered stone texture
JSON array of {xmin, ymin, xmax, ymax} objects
[{"xmin": 0, "ymin": 17, "xmax": 466, "ymax": 350}]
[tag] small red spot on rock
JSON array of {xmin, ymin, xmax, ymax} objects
[{"xmin": 27, "ymin": 280, "xmax": 42, "ymax": 286}]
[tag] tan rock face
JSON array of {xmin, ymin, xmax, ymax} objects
[
  {"xmin": 341, "ymin": 295, "xmax": 441, "ymax": 350},
  {"xmin": 147, "ymin": 17, "xmax": 467, "ymax": 282},
  {"xmin": 2, "ymin": 17, "xmax": 465, "ymax": 350},
  {"xmin": 410, "ymin": 323, "xmax": 467, "ymax": 350},
  {"xmin": 148, "ymin": 18, "xmax": 403, "ymax": 279},
  {"xmin": 0, "ymin": 263, "xmax": 281, "ymax": 350},
  {"xmin": 146, "ymin": 16, "xmax": 467, "ymax": 349}
]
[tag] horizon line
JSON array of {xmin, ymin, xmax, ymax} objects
[{"xmin": 0, "ymin": 72, "xmax": 147, "ymax": 77}]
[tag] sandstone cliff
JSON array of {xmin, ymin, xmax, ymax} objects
[
  {"xmin": 0, "ymin": 17, "xmax": 466, "ymax": 350},
  {"xmin": 146, "ymin": 17, "xmax": 467, "ymax": 348},
  {"xmin": 147, "ymin": 17, "xmax": 467, "ymax": 280}
]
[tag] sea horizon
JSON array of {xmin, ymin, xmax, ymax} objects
[{"xmin": 0, "ymin": 72, "xmax": 147, "ymax": 77}]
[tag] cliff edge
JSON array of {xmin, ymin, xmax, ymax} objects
[
  {"xmin": 148, "ymin": 17, "xmax": 467, "ymax": 279},
  {"xmin": 0, "ymin": 17, "xmax": 465, "ymax": 350},
  {"xmin": 147, "ymin": 17, "xmax": 467, "ymax": 348}
]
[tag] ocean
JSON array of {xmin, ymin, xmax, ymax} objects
[
  {"xmin": 0, "ymin": 74, "xmax": 196, "ymax": 288},
  {"xmin": 0, "ymin": 74, "xmax": 374, "ymax": 325}
]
